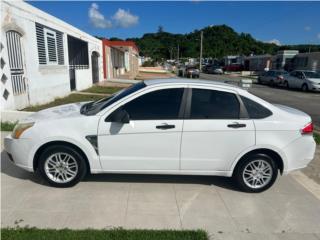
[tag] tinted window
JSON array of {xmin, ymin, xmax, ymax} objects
[
  {"xmin": 121, "ymin": 88, "xmax": 184, "ymax": 120},
  {"xmin": 190, "ymin": 89, "xmax": 240, "ymax": 119},
  {"xmin": 241, "ymin": 96, "xmax": 272, "ymax": 119}
]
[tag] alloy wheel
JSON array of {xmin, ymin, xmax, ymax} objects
[
  {"xmin": 44, "ymin": 152, "xmax": 78, "ymax": 184},
  {"xmin": 242, "ymin": 160, "xmax": 273, "ymax": 189}
]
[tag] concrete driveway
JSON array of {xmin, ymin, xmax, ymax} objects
[{"xmin": 1, "ymin": 132, "xmax": 320, "ymax": 240}]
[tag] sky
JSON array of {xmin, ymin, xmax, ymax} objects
[{"xmin": 29, "ymin": 1, "xmax": 320, "ymax": 45}]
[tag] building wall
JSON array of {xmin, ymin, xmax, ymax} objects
[
  {"xmin": 1, "ymin": 0, "xmax": 103, "ymax": 110},
  {"xmin": 292, "ymin": 52, "xmax": 320, "ymax": 71},
  {"xmin": 102, "ymin": 40, "xmax": 139, "ymax": 81},
  {"xmin": 244, "ymin": 55, "xmax": 272, "ymax": 72}
]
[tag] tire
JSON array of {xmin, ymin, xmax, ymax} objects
[
  {"xmin": 269, "ymin": 80, "xmax": 274, "ymax": 87},
  {"xmin": 257, "ymin": 77, "xmax": 262, "ymax": 84},
  {"xmin": 301, "ymin": 84, "xmax": 308, "ymax": 92},
  {"xmin": 233, "ymin": 153, "xmax": 278, "ymax": 193},
  {"xmin": 284, "ymin": 81, "xmax": 289, "ymax": 89},
  {"xmin": 38, "ymin": 145, "xmax": 87, "ymax": 187}
]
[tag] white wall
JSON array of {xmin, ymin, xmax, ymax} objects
[
  {"xmin": 75, "ymin": 69, "xmax": 91, "ymax": 91},
  {"xmin": 1, "ymin": 0, "xmax": 103, "ymax": 110}
]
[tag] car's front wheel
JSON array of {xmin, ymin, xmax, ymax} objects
[
  {"xmin": 233, "ymin": 154, "xmax": 278, "ymax": 193},
  {"xmin": 38, "ymin": 145, "xmax": 87, "ymax": 187}
]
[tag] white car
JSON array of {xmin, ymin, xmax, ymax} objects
[
  {"xmin": 4, "ymin": 79, "xmax": 316, "ymax": 192},
  {"xmin": 283, "ymin": 70, "xmax": 320, "ymax": 92}
]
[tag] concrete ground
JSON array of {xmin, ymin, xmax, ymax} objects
[
  {"xmin": 200, "ymin": 73, "xmax": 320, "ymax": 127},
  {"xmin": 1, "ymin": 132, "xmax": 320, "ymax": 240}
]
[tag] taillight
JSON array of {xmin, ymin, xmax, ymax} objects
[{"xmin": 301, "ymin": 122, "xmax": 313, "ymax": 134}]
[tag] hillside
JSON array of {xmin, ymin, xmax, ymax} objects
[{"xmin": 110, "ymin": 25, "xmax": 320, "ymax": 60}]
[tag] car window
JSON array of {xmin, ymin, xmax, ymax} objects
[
  {"xmin": 121, "ymin": 88, "xmax": 184, "ymax": 120},
  {"xmin": 303, "ymin": 71, "xmax": 320, "ymax": 78},
  {"xmin": 296, "ymin": 72, "xmax": 303, "ymax": 78},
  {"xmin": 290, "ymin": 71, "xmax": 297, "ymax": 77},
  {"xmin": 241, "ymin": 96, "xmax": 272, "ymax": 119},
  {"xmin": 190, "ymin": 89, "xmax": 240, "ymax": 119},
  {"xmin": 81, "ymin": 82, "xmax": 146, "ymax": 115}
]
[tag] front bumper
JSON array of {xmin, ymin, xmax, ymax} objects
[
  {"xmin": 308, "ymin": 83, "xmax": 320, "ymax": 92},
  {"xmin": 4, "ymin": 135, "xmax": 34, "ymax": 172}
]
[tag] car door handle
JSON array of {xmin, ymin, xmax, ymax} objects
[
  {"xmin": 227, "ymin": 123, "xmax": 246, "ymax": 128},
  {"xmin": 156, "ymin": 124, "xmax": 175, "ymax": 130}
]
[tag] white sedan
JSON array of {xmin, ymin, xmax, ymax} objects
[
  {"xmin": 283, "ymin": 70, "xmax": 320, "ymax": 92},
  {"xmin": 4, "ymin": 79, "xmax": 316, "ymax": 192}
]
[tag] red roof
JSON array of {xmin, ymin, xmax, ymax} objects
[{"xmin": 102, "ymin": 39, "xmax": 139, "ymax": 52}]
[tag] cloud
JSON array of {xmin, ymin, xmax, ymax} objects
[
  {"xmin": 317, "ymin": 33, "xmax": 320, "ymax": 40},
  {"xmin": 304, "ymin": 26, "xmax": 311, "ymax": 31},
  {"xmin": 268, "ymin": 39, "xmax": 281, "ymax": 46},
  {"xmin": 88, "ymin": 3, "xmax": 112, "ymax": 29},
  {"xmin": 112, "ymin": 8, "xmax": 139, "ymax": 28}
]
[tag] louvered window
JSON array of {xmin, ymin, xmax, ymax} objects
[{"xmin": 36, "ymin": 23, "xmax": 64, "ymax": 65}]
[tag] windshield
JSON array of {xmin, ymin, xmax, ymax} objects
[
  {"xmin": 304, "ymin": 71, "xmax": 320, "ymax": 79},
  {"xmin": 81, "ymin": 82, "xmax": 146, "ymax": 115}
]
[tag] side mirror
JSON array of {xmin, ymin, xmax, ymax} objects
[{"xmin": 106, "ymin": 108, "xmax": 130, "ymax": 124}]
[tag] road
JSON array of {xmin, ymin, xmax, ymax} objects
[{"xmin": 200, "ymin": 73, "xmax": 320, "ymax": 127}]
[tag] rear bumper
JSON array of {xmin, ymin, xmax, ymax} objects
[
  {"xmin": 4, "ymin": 135, "xmax": 34, "ymax": 172},
  {"xmin": 282, "ymin": 135, "xmax": 316, "ymax": 174}
]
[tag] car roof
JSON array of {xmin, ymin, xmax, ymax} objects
[{"xmin": 144, "ymin": 78, "xmax": 242, "ymax": 90}]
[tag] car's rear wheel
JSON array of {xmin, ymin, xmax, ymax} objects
[
  {"xmin": 269, "ymin": 80, "xmax": 275, "ymax": 87},
  {"xmin": 233, "ymin": 154, "xmax": 278, "ymax": 193},
  {"xmin": 301, "ymin": 84, "xmax": 308, "ymax": 92},
  {"xmin": 38, "ymin": 145, "xmax": 87, "ymax": 187}
]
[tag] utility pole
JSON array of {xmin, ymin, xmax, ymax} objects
[
  {"xmin": 200, "ymin": 31, "xmax": 203, "ymax": 72},
  {"xmin": 177, "ymin": 44, "xmax": 180, "ymax": 62}
]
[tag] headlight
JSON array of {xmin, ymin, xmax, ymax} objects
[{"xmin": 12, "ymin": 122, "xmax": 34, "ymax": 139}]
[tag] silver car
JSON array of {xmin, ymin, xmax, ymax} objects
[
  {"xmin": 283, "ymin": 70, "xmax": 320, "ymax": 92},
  {"xmin": 258, "ymin": 70, "xmax": 288, "ymax": 87}
]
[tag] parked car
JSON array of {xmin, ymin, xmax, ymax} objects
[
  {"xmin": 179, "ymin": 65, "xmax": 199, "ymax": 78},
  {"xmin": 4, "ymin": 79, "xmax": 316, "ymax": 192},
  {"xmin": 202, "ymin": 64, "xmax": 211, "ymax": 73},
  {"xmin": 283, "ymin": 70, "xmax": 320, "ymax": 92},
  {"xmin": 207, "ymin": 65, "xmax": 224, "ymax": 75},
  {"xmin": 258, "ymin": 70, "xmax": 288, "ymax": 86}
]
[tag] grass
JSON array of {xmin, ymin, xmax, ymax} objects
[
  {"xmin": 314, "ymin": 132, "xmax": 320, "ymax": 145},
  {"xmin": 23, "ymin": 94, "xmax": 105, "ymax": 112},
  {"xmin": 82, "ymin": 86, "xmax": 124, "ymax": 94},
  {"xmin": 1, "ymin": 121, "xmax": 17, "ymax": 131},
  {"xmin": 1, "ymin": 228, "xmax": 208, "ymax": 240}
]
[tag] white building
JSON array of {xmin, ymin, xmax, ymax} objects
[
  {"xmin": 1, "ymin": 0, "xmax": 103, "ymax": 110},
  {"xmin": 291, "ymin": 52, "xmax": 320, "ymax": 71}
]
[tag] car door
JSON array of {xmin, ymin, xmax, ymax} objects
[
  {"xmin": 288, "ymin": 71, "xmax": 299, "ymax": 88},
  {"xmin": 296, "ymin": 71, "xmax": 305, "ymax": 88},
  {"xmin": 98, "ymin": 86, "xmax": 187, "ymax": 171},
  {"xmin": 180, "ymin": 86, "xmax": 255, "ymax": 171}
]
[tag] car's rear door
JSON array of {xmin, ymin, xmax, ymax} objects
[
  {"xmin": 180, "ymin": 86, "xmax": 255, "ymax": 172},
  {"xmin": 98, "ymin": 85, "xmax": 187, "ymax": 171}
]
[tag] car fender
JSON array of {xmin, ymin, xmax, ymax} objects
[
  {"xmin": 229, "ymin": 144, "xmax": 288, "ymax": 175},
  {"xmin": 28, "ymin": 135, "xmax": 102, "ymax": 173}
]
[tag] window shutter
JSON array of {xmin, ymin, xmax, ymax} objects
[
  {"xmin": 36, "ymin": 23, "xmax": 46, "ymax": 65},
  {"xmin": 35, "ymin": 23, "xmax": 64, "ymax": 65},
  {"xmin": 45, "ymin": 30, "xmax": 57, "ymax": 63},
  {"xmin": 56, "ymin": 32, "xmax": 64, "ymax": 65}
]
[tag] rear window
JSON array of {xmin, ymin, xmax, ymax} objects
[{"xmin": 241, "ymin": 96, "xmax": 272, "ymax": 119}]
